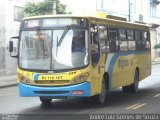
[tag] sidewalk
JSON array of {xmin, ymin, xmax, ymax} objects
[
  {"xmin": 0, "ymin": 75, "xmax": 17, "ymax": 88},
  {"xmin": 152, "ymin": 58, "xmax": 160, "ymax": 65}
]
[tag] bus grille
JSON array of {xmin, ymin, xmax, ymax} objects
[
  {"xmin": 34, "ymin": 80, "xmax": 70, "ymax": 85},
  {"xmin": 34, "ymin": 91, "xmax": 69, "ymax": 94}
]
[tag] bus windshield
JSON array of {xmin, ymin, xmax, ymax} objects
[{"xmin": 19, "ymin": 28, "xmax": 89, "ymax": 71}]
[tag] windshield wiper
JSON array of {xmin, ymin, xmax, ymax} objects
[{"xmin": 57, "ymin": 26, "xmax": 70, "ymax": 46}]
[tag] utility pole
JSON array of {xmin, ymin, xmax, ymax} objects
[
  {"xmin": 96, "ymin": 0, "xmax": 98, "ymax": 11},
  {"xmin": 128, "ymin": 0, "xmax": 131, "ymax": 22},
  {"xmin": 52, "ymin": 0, "xmax": 57, "ymax": 14},
  {"xmin": 101, "ymin": 0, "xmax": 104, "ymax": 11}
]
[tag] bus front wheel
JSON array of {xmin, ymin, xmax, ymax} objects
[
  {"xmin": 97, "ymin": 77, "xmax": 106, "ymax": 104},
  {"xmin": 39, "ymin": 97, "xmax": 52, "ymax": 104}
]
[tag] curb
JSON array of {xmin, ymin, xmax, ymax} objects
[
  {"xmin": 152, "ymin": 62, "xmax": 160, "ymax": 65},
  {"xmin": 0, "ymin": 83, "xmax": 18, "ymax": 89}
]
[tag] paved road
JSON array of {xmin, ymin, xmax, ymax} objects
[{"xmin": 0, "ymin": 64, "xmax": 160, "ymax": 120}]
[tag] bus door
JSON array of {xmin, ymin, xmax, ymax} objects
[{"xmin": 90, "ymin": 24, "xmax": 101, "ymax": 94}]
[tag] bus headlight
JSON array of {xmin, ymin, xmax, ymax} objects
[
  {"xmin": 18, "ymin": 73, "xmax": 31, "ymax": 84},
  {"xmin": 70, "ymin": 72, "xmax": 90, "ymax": 85}
]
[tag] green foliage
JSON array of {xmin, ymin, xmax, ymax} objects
[
  {"xmin": 24, "ymin": 0, "xmax": 67, "ymax": 16},
  {"xmin": 154, "ymin": 43, "xmax": 160, "ymax": 49},
  {"xmin": 57, "ymin": 0, "xmax": 67, "ymax": 14}
]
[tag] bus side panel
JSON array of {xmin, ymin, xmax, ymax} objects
[
  {"xmin": 105, "ymin": 51, "xmax": 151, "ymax": 89},
  {"xmin": 105, "ymin": 52, "xmax": 135, "ymax": 89},
  {"xmin": 138, "ymin": 52, "xmax": 151, "ymax": 81}
]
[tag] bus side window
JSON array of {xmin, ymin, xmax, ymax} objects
[
  {"xmin": 90, "ymin": 24, "xmax": 100, "ymax": 67},
  {"xmin": 108, "ymin": 28, "xmax": 118, "ymax": 52},
  {"xmin": 119, "ymin": 28, "xmax": 128, "ymax": 51},
  {"xmin": 127, "ymin": 29, "xmax": 136, "ymax": 51},
  {"xmin": 99, "ymin": 26, "xmax": 109, "ymax": 53},
  {"xmin": 135, "ymin": 30, "xmax": 141, "ymax": 51},
  {"xmin": 142, "ymin": 31, "xmax": 150, "ymax": 51}
]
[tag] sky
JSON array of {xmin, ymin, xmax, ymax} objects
[
  {"xmin": 60, "ymin": 0, "xmax": 129, "ymax": 17},
  {"xmin": 60, "ymin": 0, "xmax": 98, "ymax": 13}
]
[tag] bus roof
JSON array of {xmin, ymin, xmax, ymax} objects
[{"xmin": 23, "ymin": 12, "xmax": 149, "ymax": 30}]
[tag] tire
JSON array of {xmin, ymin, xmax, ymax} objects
[
  {"xmin": 130, "ymin": 70, "xmax": 139, "ymax": 93},
  {"xmin": 39, "ymin": 97, "xmax": 52, "ymax": 104},
  {"xmin": 96, "ymin": 77, "xmax": 106, "ymax": 104},
  {"xmin": 122, "ymin": 70, "xmax": 139, "ymax": 93},
  {"xmin": 122, "ymin": 85, "xmax": 131, "ymax": 93}
]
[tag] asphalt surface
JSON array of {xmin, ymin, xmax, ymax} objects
[{"xmin": 0, "ymin": 64, "xmax": 160, "ymax": 120}]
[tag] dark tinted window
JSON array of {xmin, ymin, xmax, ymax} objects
[
  {"xmin": 127, "ymin": 29, "xmax": 136, "ymax": 51},
  {"xmin": 135, "ymin": 30, "xmax": 141, "ymax": 51},
  {"xmin": 127, "ymin": 29, "xmax": 134, "ymax": 40},
  {"xmin": 108, "ymin": 28, "xmax": 118, "ymax": 52},
  {"xmin": 141, "ymin": 31, "xmax": 150, "ymax": 51},
  {"xmin": 99, "ymin": 26, "xmax": 109, "ymax": 53},
  {"xmin": 119, "ymin": 28, "xmax": 128, "ymax": 51},
  {"xmin": 90, "ymin": 24, "xmax": 100, "ymax": 67}
]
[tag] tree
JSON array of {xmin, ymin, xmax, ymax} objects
[
  {"xmin": 154, "ymin": 43, "xmax": 160, "ymax": 49},
  {"xmin": 24, "ymin": 0, "xmax": 67, "ymax": 16}
]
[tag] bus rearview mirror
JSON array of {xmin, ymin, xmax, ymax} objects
[
  {"xmin": 9, "ymin": 37, "xmax": 19, "ymax": 57},
  {"xmin": 9, "ymin": 41, "xmax": 13, "ymax": 52}
]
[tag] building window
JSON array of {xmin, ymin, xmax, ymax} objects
[
  {"xmin": 14, "ymin": 6, "xmax": 24, "ymax": 22},
  {"xmin": 150, "ymin": 3, "xmax": 157, "ymax": 17}
]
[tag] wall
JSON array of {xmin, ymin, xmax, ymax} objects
[
  {"xmin": 0, "ymin": 0, "xmax": 25, "ymax": 75},
  {"xmin": 133, "ymin": 0, "xmax": 160, "ymax": 60},
  {"xmin": 0, "ymin": 1, "xmax": 7, "ymax": 75},
  {"xmin": 5, "ymin": 0, "xmax": 25, "ymax": 75}
]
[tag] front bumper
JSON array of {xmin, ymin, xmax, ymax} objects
[{"xmin": 18, "ymin": 82, "xmax": 90, "ymax": 97}]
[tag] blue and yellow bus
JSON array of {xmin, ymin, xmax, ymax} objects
[{"xmin": 9, "ymin": 12, "xmax": 151, "ymax": 104}]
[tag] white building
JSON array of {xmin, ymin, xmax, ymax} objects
[
  {"xmin": 132, "ymin": 0, "xmax": 160, "ymax": 59},
  {"xmin": 0, "ymin": 0, "xmax": 26, "ymax": 75},
  {"xmin": 61, "ymin": 0, "xmax": 160, "ymax": 59},
  {"xmin": 98, "ymin": 0, "xmax": 160, "ymax": 60}
]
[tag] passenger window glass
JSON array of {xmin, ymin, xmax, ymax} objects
[
  {"xmin": 119, "ymin": 28, "xmax": 128, "ymax": 51},
  {"xmin": 127, "ymin": 29, "xmax": 134, "ymax": 40},
  {"xmin": 119, "ymin": 29, "xmax": 126, "ymax": 40},
  {"xmin": 90, "ymin": 24, "xmax": 99, "ymax": 67},
  {"xmin": 128, "ymin": 41, "xmax": 136, "ymax": 50},
  {"xmin": 99, "ymin": 26, "xmax": 109, "ymax": 53},
  {"xmin": 135, "ymin": 30, "xmax": 141, "ymax": 51},
  {"xmin": 142, "ymin": 31, "xmax": 150, "ymax": 50},
  {"xmin": 128, "ymin": 29, "xmax": 136, "ymax": 51},
  {"xmin": 108, "ymin": 28, "xmax": 118, "ymax": 52}
]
